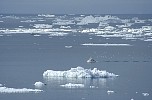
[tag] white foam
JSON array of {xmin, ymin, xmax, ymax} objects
[
  {"xmin": 142, "ymin": 93, "xmax": 149, "ymax": 96},
  {"xmin": 81, "ymin": 43, "xmax": 132, "ymax": 46},
  {"xmin": 0, "ymin": 86, "xmax": 43, "ymax": 93},
  {"xmin": 43, "ymin": 66, "xmax": 118, "ymax": 78},
  {"xmin": 34, "ymin": 81, "xmax": 45, "ymax": 88},
  {"xmin": 60, "ymin": 83, "xmax": 84, "ymax": 88}
]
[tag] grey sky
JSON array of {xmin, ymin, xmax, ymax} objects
[{"xmin": 0, "ymin": 0, "xmax": 152, "ymax": 14}]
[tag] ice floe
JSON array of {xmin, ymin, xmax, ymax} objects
[
  {"xmin": 0, "ymin": 86, "xmax": 43, "ymax": 93},
  {"xmin": 0, "ymin": 84, "xmax": 2, "ymax": 87},
  {"xmin": 33, "ymin": 24, "xmax": 52, "ymax": 29},
  {"xmin": 60, "ymin": 83, "xmax": 84, "ymax": 88},
  {"xmin": 142, "ymin": 93, "xmax": 149, "ymax": 96},
  {"xmin": 144, "ymin": 39, "xmax": 152, "ymax": 41},
  {"xmin": 107, "ymin": 90, "xmax": 115, "ymax": 95},
  {"xmin": 43, "ymin": 66, "xmax": 118, "ymax": 78},
  {"xmin": 81, "ymin": 43, "xmax": 132, "ymax": 46},
  {"xmin": 34, "ymin": 81, "xmax": 45, "ymax": 88},
  {"xmin": 65, "ymin": 46, "xmax": 72, "ymax": 48}
]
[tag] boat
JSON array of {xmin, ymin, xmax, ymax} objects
[{"xmin": 87, "ymin": 57, "xmax": 96, "ymax": 63}]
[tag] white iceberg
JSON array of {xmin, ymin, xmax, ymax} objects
[
  {"xmin": 60, "ymin": 83, "xmax": 84, "ymax": 88},
  {"xmin": 65, "ymin": 46, "xmax": 72, "ymax": 48},
  {"xmin": 107, "ymin": 90, "xmax": 115, "ymax": 94},
  {"xmin": 0, "ymin": 86, "xmax": 43, "ymax": 93},
  {"xmin": 142, "ymin": 93, "xmax": 149, "ymax": 96},
  {"xmin": 43, "ymin": 66, "xmax": 118, "ymax": 78},
  {"xmin": 34, "ymin": 81, "xmax": 45, "ymax": 88}
]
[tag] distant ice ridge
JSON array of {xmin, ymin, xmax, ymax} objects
[
  {"xmin": 81, "ymin": 43, "xmax": 132, "ymax": 46},
  {"xmin": 43, "ymin": 66, "xmax": 118, "ymax": 78},
  {"xmin": 0, "ymin": 86, "xmax": 43, "ymax": 93},
  {"xmin": 60, "ymin": 83, "xmax": 84, "ymax": 88}
]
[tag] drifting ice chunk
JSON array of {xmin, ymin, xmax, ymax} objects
[
  {"xmin": 0, "ymin": 86, "xmax": 43, "ymax": 93},
  {"xmin": 43, "ymin": 66, "xmax": 118, "ymax": 78},
  {"xmin": 0, "ymin": 84, "xmax": 2, "ymax": 87},
  {"xmin": 65, "ymin": 46, "xmax": 72, "ymax": 48},
  {"xmin": 60, "ymin": 83, "xmax": 84, "ymax": 88},
  {"xmin": 142, "ymin": 93, "xmax": 149, "ymax": 96},
  {"xmin": 107, "ymin": 90, "xmax": 115, "ymax": 94},
  {"xmin": 34, "ymin": 81, "xmax": 45, "ymax": 88}
]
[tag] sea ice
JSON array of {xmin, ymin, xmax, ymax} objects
[
  {"xmin": 43, "ymin": 66, "xmax": 118, "ymax": 78},
  {"xmin": 65, "ymin": 46, "xmax": 72, "ymax": 48},
  {"xmin": 142, "ymin": 93, "xmax": 149, "ymax": 96},
  {"xmin": 81, "ymin": 43, "xmax": 132, "ymax": 46},
  {"xmin": 107, "ymin": 90, "xmax": 115, "ymax": 94},
  {"xmin": 0, "ymin": 86, "xmax": 43, "ymax": 93},
  {"xmin": 34, "ymin": 81, "xmax": 45, "ymax": 88},
  {"xmin": 0, "ymin": 84, "xmax": 2, "ymax": 87},
  {"xmin": 60, "ymin": 83, "xmax": 84, "ymax": 88}
]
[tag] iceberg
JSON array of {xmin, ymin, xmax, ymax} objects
[
  {"xmin": 43, "ymin": 66, "xmax": 118, "ymax": 78},
  {"xmin": 142, "ymin": 93, "xmax": 149, "ymax": 96},
  {"xmin": 60, "ymin": 83, "xmax": 84, "ymax": 88},
  {"xmin": 0, "ymin": 86, "xmax": 43, "ymax": 93},
  {"xmin": 34, "ymin": 81, "xmax": 45, "ymax": 88},
  {"xmin": 107, "ymin": 90, "xmax": 115, "ymax": 94}
]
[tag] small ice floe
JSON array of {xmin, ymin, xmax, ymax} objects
[
  {"xmin": 81, "ymin": 43, "xmax": 132, "ymax": 46},
  {"xmin": 33, "ymin": 34, "xmax": 41, "ymax": 37},
  {"xmin": 65, "ymin": 46, "xmax": 72, "ymax": 48},
  {"xmin": 0, "ymin": 84, "xmax": 2, "ymax": 87},
  {"xmin": 0, "ymin": 86, "xmax": 43, "ymax": 93},
  {"xmin": 142, "ymin": 93, "xmax": 149, "ymax": 96},
  {"xmin": 81, "ymin": 97, "xmax": 86, "ymax": 99},
  {"xmin": 87, "ymin": 57, "xmax": 96, "ymax": 63},
  {"xmin": 107, "ymin": 90, "xmax": 115, "ymax": 95},
  {"xmin": 89, "ymin": 86, "xmax": 96, "ymax": 88},
  {"xmin": 34, "ymin": 81, "xmax": 45, "ymax": 88},
  {"xmin": 60, "ymin": 83, "xmax": 84, "ymax": 88},
  {"xmin": 131, "ymin": 98, "xmax": 134, "ymax": 100}
]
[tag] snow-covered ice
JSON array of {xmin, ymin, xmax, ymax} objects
[
  {"xmin": 0, "ymin": 86, "xmax": 43, "ymax": 93},
  {"xmin": 60, "ymin": 83, "xmax": 84, "ymax": 88},
  {"xmin": 81, "ymin": 43, "xmax": 132, "ymax": 46},
  {"xmin": 65, "ymin": 46, "xmax": 72, "ymax": 48},
  {"xmin": 43, "ymin": 66, "xmax": 118, "ymax": 78},
  {"xmin": 34, "ymin": 81, "xmax": 45, "ymax": 88},
  {"xmin": 107, "ymin": 90, "xmax": 115, "ymax": 94},
  {"xmin": 142, "ymin": 93, "xmax": 149, "ymax": 96}
]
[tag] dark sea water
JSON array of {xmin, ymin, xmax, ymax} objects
[{"xmin": 0, "ymin": 14, "xmax": 152, "ymax": 100}]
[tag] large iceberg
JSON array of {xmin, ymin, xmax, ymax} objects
[{"xmin": 43, "ymin": 66, "xmax": 118, "ymax": 78}]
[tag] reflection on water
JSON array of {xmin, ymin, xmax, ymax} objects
[{"xmin": 43, "ymin": 77, "xmax": 116, "ymax": 89}]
